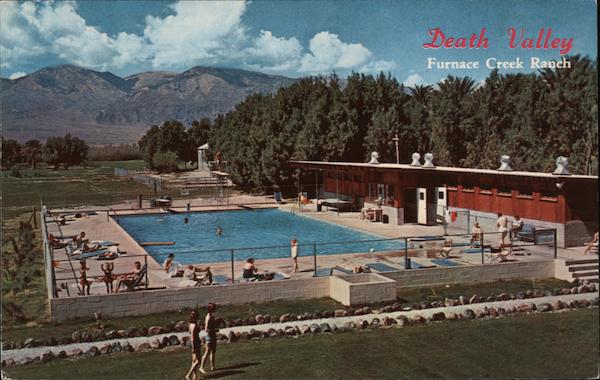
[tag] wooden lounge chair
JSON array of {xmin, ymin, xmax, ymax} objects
[
  {"xmin": 193, "ymin": 270, "xmax": 213, "ymax": 286},
  {"xmin": 435, "ymin": 239, "xmax": 455, "ymax": 258},
  {"xmin": 487, "ymin": 244, "xmax": 513, "ymax": 263},
  {"xmin": 121, "ymin": 265, "xmax": 147, "ymax": 291}
]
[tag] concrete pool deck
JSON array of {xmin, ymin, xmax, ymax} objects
[{"xmin": 44, "ymin": 196, "xmax": 591, "ymax": 299}]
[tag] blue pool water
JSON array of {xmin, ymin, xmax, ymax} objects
[{"xmin": 118, "ymin": 208, "xmax": 404, "ymax": 264}]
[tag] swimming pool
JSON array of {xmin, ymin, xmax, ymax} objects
[{"xmin": 118, "ymin": 208, "xmax": 404, "ymax": 264}]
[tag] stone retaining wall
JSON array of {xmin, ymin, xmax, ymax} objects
[{"xmin": 50, "ymin": 260, "xmax": 557, "ymax": 321}]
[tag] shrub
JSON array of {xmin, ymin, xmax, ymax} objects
[
  {"xmin": 152, "ymin": 151, "xmax": 179, "ymax": 173},
  {"xmin": 10, "ymin": 167, "xmax": 21, "ymax": 177},
  {"xmin": 88, "ymin": 144, "xmax": 142, "ymax": 161}
]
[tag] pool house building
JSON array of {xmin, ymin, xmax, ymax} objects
[{"xmin": 290, "ymin": 155, "xmax": 598, "ymax": 248}]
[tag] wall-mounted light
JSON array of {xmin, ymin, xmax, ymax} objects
[{"xmin": 555, "ymin": 181, "xmax": 565, "ymax": 190}]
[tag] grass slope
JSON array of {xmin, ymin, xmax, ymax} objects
[
  {"xmin": 5, "ymin": 309, "xmax": 599, "ymax": 379},
  {"xmin": 3, "ymin": 279, "xmax": 571, "ymax": 343}
]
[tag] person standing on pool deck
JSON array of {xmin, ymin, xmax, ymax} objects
[
  {"xmin": 291, "ymin": 238, "xmax": 299, "ymax": 272},
  {"xmin": 199, "ymin": 303, "xmax": 218, "ymax": 373},
  {"xmin": 496, "ymin": 213, "xmax": 508, "ymax": 245}
]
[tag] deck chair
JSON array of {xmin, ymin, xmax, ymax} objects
[
  {"xmin": 435, "ymin": 239, "xmax": 455, "ymax": 258},
  {"xmin": 516, "ymin": 224, "xmax": 535, "ymax": 242},
  {"xmin": 121, "ymin": 265, "xmax": 147, "ymax": 291},
  {"xmin": 274, "ymin": 191, "xmax": 283, "ymax": 204},
  {"xmin": 193, "ymin": 270, "xmax": 213, "ymax": 286},
  {"xmin": 487, "ymin": 244, "xmax": 513, "ymax": 263}
]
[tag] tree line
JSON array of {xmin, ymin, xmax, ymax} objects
[
  {"xmin": 136, "ymin": 55, "xmax": 597, "ymax": 189},
  {"xmin": 1, "ymin": 134, "xmax": 89, "ymax": 171}
]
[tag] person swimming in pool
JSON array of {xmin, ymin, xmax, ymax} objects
[{"xmin": 216, "ymin": 227, "xmax": 223, "ymax": 236}]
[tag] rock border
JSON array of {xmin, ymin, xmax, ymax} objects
[
  {"xmin": 2, "ymin": 292, "xmax": 598, "ymax": 367},
  {"xmin": 3, "ymin": 282, "xmax": 596, "ymax": 351}
]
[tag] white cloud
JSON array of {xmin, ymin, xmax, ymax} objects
[
  {"xmin": 9, "ymin": 71, "xmax": 27, "ymax": 80},
  {"xmin": 300, "ymin": 32, "xmax": 372, "ymax": 73},
  {"xmin": 143, "ymin": 1, "xmax": 247, "ymax": 68},
  {"xmin": 0, "ymin": 2, "xmax": 47, "ymax": 69},
  {"xmin": 241, "ymin": 31, "xmax": 303, "ymax": 72},
  {"xmin": 0, "ymin": 1, "xmax": 145, "ymax": 71},
  {"xmin": 0, "ymin": 1, "xmax": 395, "ymax": 77},
  {"xmin": 360, "ymin": 60, "xmax": 397, "ymax": 73},
  {"xmin": 403, "ymin": 73, "xmax": 426, "ymax": 87}
]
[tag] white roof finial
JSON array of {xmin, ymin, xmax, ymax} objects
[
  {"xmin": 410, "ymin": 152, "xmax": 422, "ymax": 167},
  {"xmin": 553, "ymin": 156, "xmax": 570, "ymax": 175},
  {"xmin": 368, "ymin": 151, "xmax": 380, "ymax": 164},
  {"xmin": 498, "ymin": 155, "xmax": 513, "ymax": 171},
  {"xmin": 423, "ymin": 153, "xmax": 435, "ymax": 168}
]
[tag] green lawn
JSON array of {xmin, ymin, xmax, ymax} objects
[
  {"xmin": 5, "ymin": 309, "xmax": 599, "ymax": 379},
  {"xmin": 396, "ymin": 278, "xmax": 570, "ymax": 302},
  {"xmin": 1, "ymin": 161, "xmax": 153, "ymax": 219},
  {"xmin": 3, "ymin": 298, "xmax": 341, "ymax": 343},
  {"xmin": 2, "ymin": 278, "xmax": 572, "ymax": 344}
]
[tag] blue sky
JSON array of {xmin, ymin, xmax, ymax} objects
[{"xmin": 1, "ymin": 0, "xmax": 597, "ymax": 85}]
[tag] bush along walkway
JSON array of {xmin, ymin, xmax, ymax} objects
[{"xmin": 2, "ymin": 290, "xmax": 598, "ymax": 367}]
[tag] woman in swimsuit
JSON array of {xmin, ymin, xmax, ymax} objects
[
  {"xmin": 185, "ymin": 310, "xmax": 202, "ymax": 380},
  {"xmin": 199, "ymin": 303, "xmax": 218, "ymax": 373},
  {"xmin": 99, "ymin": 263, "xmax": 115, "ymax": 294},
  {"xmin": 79, "ymin": 260, "xmax": 92, "ymax": 295}
]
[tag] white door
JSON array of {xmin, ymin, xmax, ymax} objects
[
  {"xmin": 417, "ymin": 187, "xmax": 427, "ymax": 224},
  {"xmin": 436, "ymin": 187, "xmax": 447, "ymax": 220}
]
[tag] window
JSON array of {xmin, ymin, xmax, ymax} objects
[
  {"xmin": 479, "ymin": 185, "xmax": 492, "ymax": 195},
  {"xmin": 461, "ymin": 184, "xmax": 474, "ymax": 193},
  {"xmin": 419, "ymin": 193, "xmax": 425, "ymax": 200},
  {"xmin": 540, "ymin": 189, "xmax": 558, "ymax": 201},
  {"xmin": 518, "ymin": 187, "xmax": 533, "ymax": 199},
  {"xmin": 498, "ymin": 187, "xmax": 512, "ymax": 197},
  {"xmin": 438, "ymin": 191, "xmax": 445, "ymax": 200}
]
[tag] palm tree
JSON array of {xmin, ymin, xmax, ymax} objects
[
  {"xmin": 437, "ymin": 76, "xmax": 477, "ymax": 99},
  {"xmin": 409, "ymin": 85, "xmax": 433, "ymax": 104}
]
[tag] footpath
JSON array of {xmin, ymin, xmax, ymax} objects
[{"xmin": 2, "ymin": 291, "xmax": 598, "ymax": 365}]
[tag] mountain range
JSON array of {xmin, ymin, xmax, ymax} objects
[{"xmin": 0, "ymin": 65, "xmax": 296, "ymax": 144}]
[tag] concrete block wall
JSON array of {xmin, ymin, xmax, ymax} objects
[
  {"xmin": 382, "ymin": 260, "xmax": 556, "ymax": 289},
  {"xmin": 50, "ymin": 277, "xmax": 330, "ymax": 321},
  {"xmin": 329, "ymin": 273, "xmax": 396, "ymax": 306},
  {"xmin": 50, "ymin": 260, "xmax": 558, "ymax": 321}
]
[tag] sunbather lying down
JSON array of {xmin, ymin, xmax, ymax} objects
[
  {"xmin": 335, "ymin": 263, "xmax": 371, "ymax": 274},
  {"xmin": 48, "ymin": 234, "xmax": 69, "ymax": 249},
  {"xmin": 71, "ymin": 245, "xmax": 125, "ymax": 258}
]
